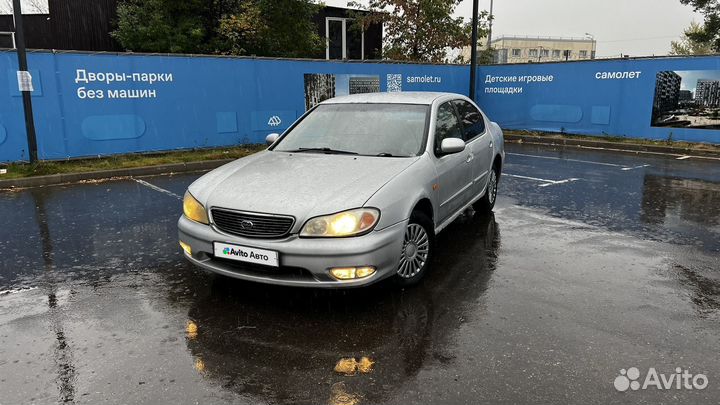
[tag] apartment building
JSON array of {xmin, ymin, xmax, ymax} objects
[{"xmin": 491, "ymin": 35, "xmax": 596, "ymax": 64}]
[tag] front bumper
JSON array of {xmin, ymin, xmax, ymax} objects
[{"xmin": 177, "ymin": 215, "xmax": 407, "ymax": 288}]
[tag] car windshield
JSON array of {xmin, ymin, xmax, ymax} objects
[{"xmin": 273, "ymin": 103, "xmax": 429, "ymax": 157}]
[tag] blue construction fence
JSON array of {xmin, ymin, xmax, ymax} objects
[
  {"xmin": 1, "ymin": 50, "xmax": 720, "ymax": 162},
  {"xmin": 0, "ymin": 51, "xmax": 468, "ymax": 162},
  {"xmin": 475, "ymin": 55, "xmax": 720, "ymax": 144}
]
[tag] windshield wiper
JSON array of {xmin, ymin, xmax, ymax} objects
[
  {"xmin": 288, "ymin": 147, "xmax": 359, "ymax": 155},
  {"xmin": 375, "ymin": 152, "xmax": 411, "ymax": 157}
]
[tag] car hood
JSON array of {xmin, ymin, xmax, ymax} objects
[{"xmin": 189, "ymin": 151, "xmax": 419, "ymax": 228}]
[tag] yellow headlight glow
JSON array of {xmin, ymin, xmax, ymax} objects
[
  {"xmin": 301, "ymin": 208, "xmax": 379, "ymax": 237},
  {"xmin": 330, "ymin": 266, "xmax": 376, "ymax": 280},
  {"xmin": 330, "ymin": 213, "xmax": 358, "ymax": 235},
  {"xmin": 183, "ymin": 191, "xmax": 209, "ymax": 224}
]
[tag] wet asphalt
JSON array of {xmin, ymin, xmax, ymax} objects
[{"xmin": 0, "ymin": 143, "xmax": 719, "ymax": 405}]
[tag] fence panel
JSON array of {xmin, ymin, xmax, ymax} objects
[
  {"xmin": 476, "ymin": 56, "xmax": 720, "ymax": 144},
  {"xmin": 0, "ymin": 51, "xmax": 467, "ymax": 162}
]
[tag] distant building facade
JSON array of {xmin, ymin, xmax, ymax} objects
[
  {"xmin": 653, "ymin": 71, "xmax": 682, "ymax": 116},
  {"xmin": 679, "ymin": 90, "xmax": 694, "ymax": 102},
  {"xmin": 491, "ymin": 35, "xmax": 596, "ymax": 64},
  {"xmin": 695, "ymin": 79, "xmax": 720, "ymax": 108}
]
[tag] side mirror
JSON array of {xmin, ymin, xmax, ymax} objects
[
  {"xmin": 265, "ymin": 133, "xmax": 280, "ymax": 146},
  {"xmin": 440, "ymin": 138, "xmax": 466, "ymax": 154}
]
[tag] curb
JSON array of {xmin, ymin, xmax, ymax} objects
[
  {"xmin": 505, "ymin": 134, "xmax": 720, "ymax": 160},
  {"xmin": 2, "ymin": 135, "xmax": 718, "ymax": 190},
  {"xmin": 0, "ymin": 159, "xmax": 233, "ymax": 190}
]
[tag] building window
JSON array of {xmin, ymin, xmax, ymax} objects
[
  {"xmin": 541, "ymin": 49, "xmax": 549, "ymax": 57},
  {"xmin": 0, "ymin": 32, "xmax": 15, "ymax": 49},
  {"xmin": 512, "ymin": 48, "xmax": 521, "ymax": 57},
  {"xmin": 326, "ymin": 17, "xmax": 365, "ymax": 60},
  {"xmin": 552, "ymin": 49, "xmax": 561, "ymax": 58},
  {"xmin": 564, "ymin": 50, "xmax": 572, "ymax": 59},
  {"xmin": 529, "ymin": 48, "xmax": 538, "ymax": 57},
  {"xmin": 579, "ymin": 50, "xmax": 588, "ymax": 58}
]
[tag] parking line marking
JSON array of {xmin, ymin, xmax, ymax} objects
[
  {"xmin": 504, "ymin": 173, "xmax": 580, "ymax": 187},
  {"xmin": 133, "ymin": 178, "xmax": 182, "ymax": 200},
  {"xmin": 677, "ymin": 155, "xmax": 691, "ymax": 160},
  {"xmin": 620, "ymin": 164, "xmax": 650, "ymax": 171},
  {"xmin": 538, "ymin": 178, "xmax": 580, "ymax": 187},
  {"xmin": 0, "ymin": 286, "xmax": 38, "ymax": 296},
  {"xmin": 504, "ymin": 173, "xmax": 555, "ymax": 183},
  {"xmin": 507, "ymin": 152, "xmax": 628, "ymax": 168}
]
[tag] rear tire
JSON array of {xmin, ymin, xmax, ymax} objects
[
  {"xmin": 473, "ymin": 167, "xmax": 499, "ymax": 213},
  {"xmin": 393, "ymin": 211, "xmax": 434, "ymax": 287}
]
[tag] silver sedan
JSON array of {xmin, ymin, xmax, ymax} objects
[{"xmin": 178, "ymin": 92, "xmax": 504, "ymax": 287}]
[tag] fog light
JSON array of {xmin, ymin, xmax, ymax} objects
[
  {"xmin": 179, "ymin": 241, "xmax": 192, "ymax": 255},
  {"xmin": 355, "ymin": 267, "xmax": 376, "ymax": 278},
  {"xmin": 330, "ymin": 266, "xmax": 376, "ymax": 280}
]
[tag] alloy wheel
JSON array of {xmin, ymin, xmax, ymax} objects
[
  {"xmin": 397, "ymin": 223, "xmax": 430, "ymax": 278},
  {"xmin": 488, "ymin": 170, "xmax": 498, "ymax": 205}
]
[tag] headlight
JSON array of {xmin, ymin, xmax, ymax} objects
[
  {"xmin": 183, "ymin": 191, "xmax": 209, "ymax": 224},
  {"xmin": 300, "ymin": 208, "xmax": 380, "ymax": 237}
]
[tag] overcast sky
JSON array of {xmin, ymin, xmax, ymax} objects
[{"xmin": 324, "ymin": 0, "xmax": 703, "ymax": 57}]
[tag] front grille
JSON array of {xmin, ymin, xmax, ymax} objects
[{"xmin": 211, "ymin": 208, "xmax": 294, "ymax": 238}]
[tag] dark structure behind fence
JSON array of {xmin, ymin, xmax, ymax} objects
[
  {"xmin": 0, "ymin": 3, "xmax": 382, "ymax": 60},
  {"xmin": 0, "ymin": 0, "xmax": 121, "ymax": 52}
]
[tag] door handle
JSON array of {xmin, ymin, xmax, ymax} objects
[
  {"xmin": 466, "ymin": 154, "xmax": 474, "ymax": 163},
  {"xmin": 489, "ymin": 141, "xmax": 493, "ymax": 148}
]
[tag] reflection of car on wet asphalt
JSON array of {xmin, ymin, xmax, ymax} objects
[
  {"xmin": 185, "ymin": 212, "xmax": 501, "ymax": 404},
  {"xmin": 178, "ymin": 92, "xmax": 505, "ymax": 287}
]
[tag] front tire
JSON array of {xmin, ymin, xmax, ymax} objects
[
  {"xmin": 473, "ymin": 167, "xmax": 499, "ymax": 213},
  {"xmin": 394, "ymin": 211, "xmax": 434, "ymax": 287}
]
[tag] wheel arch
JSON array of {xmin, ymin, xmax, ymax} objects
[
  {"xmin": 493, "ymin": 154, "xmax": 503, "ymax": 172},
  {"xmin": 411, "ymin": 197, "xmax": 435, "ymax": 228}
]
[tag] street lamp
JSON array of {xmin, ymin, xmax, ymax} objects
[
  {"xmin": 585, "ymin": 32, "xmax": 596, "ymax": 59},
  {"xmin": 486, "ymin": 0, "xmax": 494, "ymax": 50},
  {"xmin": 12, "ymin": 0, "xmax": 39, "ymax": 163},
  {"xmin": 469, "ymin": 0, "xmax": 479, "ymax": 100}
]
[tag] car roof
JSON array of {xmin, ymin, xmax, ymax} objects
[{"xmin": 320, "ymin": 92, "xmax": 465, "ymax": 106}]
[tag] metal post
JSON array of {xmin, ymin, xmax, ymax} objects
[
  {"xmin": 486, "ymin": 0, "xmax": 494, "ymax": 50},
  {"xmin": 469, "ymin": 0, "xmax": 479, "ymax": 100},
  {"xmin": 12, "ymin": 0, "xmax": 39, "ymax": 163}
]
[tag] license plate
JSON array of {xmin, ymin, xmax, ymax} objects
[{"xmin": 213, "ymin": 242, "xmax": 279, "ymax": 267}]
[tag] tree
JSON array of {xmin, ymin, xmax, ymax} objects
[
  {"xmin": 679, "ymin": 0, "xmax": 720, "ymax": 52},
  {"xmin": 348, "ymin": 0, "xmax": 486, "ymax": 63},
  {"xmin": 670, "ymin": 21, "xmax": 714, "ymax": 55},
  {"xmin": 112, "ymin": 0, "xmax": 322, "ymax": 57},
  {"xmin": 112, "ymin": 0, "xmax": 211, "ymax": 54},
  {"xmin": 217, "ymin": 0, "xmax": 323, "ymax": 57}
]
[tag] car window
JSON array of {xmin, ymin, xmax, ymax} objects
[
  {"xmin": 273, "ymin": 103, "xmax": 429, "ymax": 157},
  {"xmin": 452, "ymin": 99, "xmax": 486, "ymax": 141},
  {"xmin": 434, "ymin": 102, "xmax": 464, "ymax": 156}
]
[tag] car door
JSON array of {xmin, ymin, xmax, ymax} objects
[
  {"xmin": 433, "ymin": 101, "xmax": 474, "ymax": 224},
  {"xmin": 453, "ymin": 99, "xmax": 493, "ymax": 197}
]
